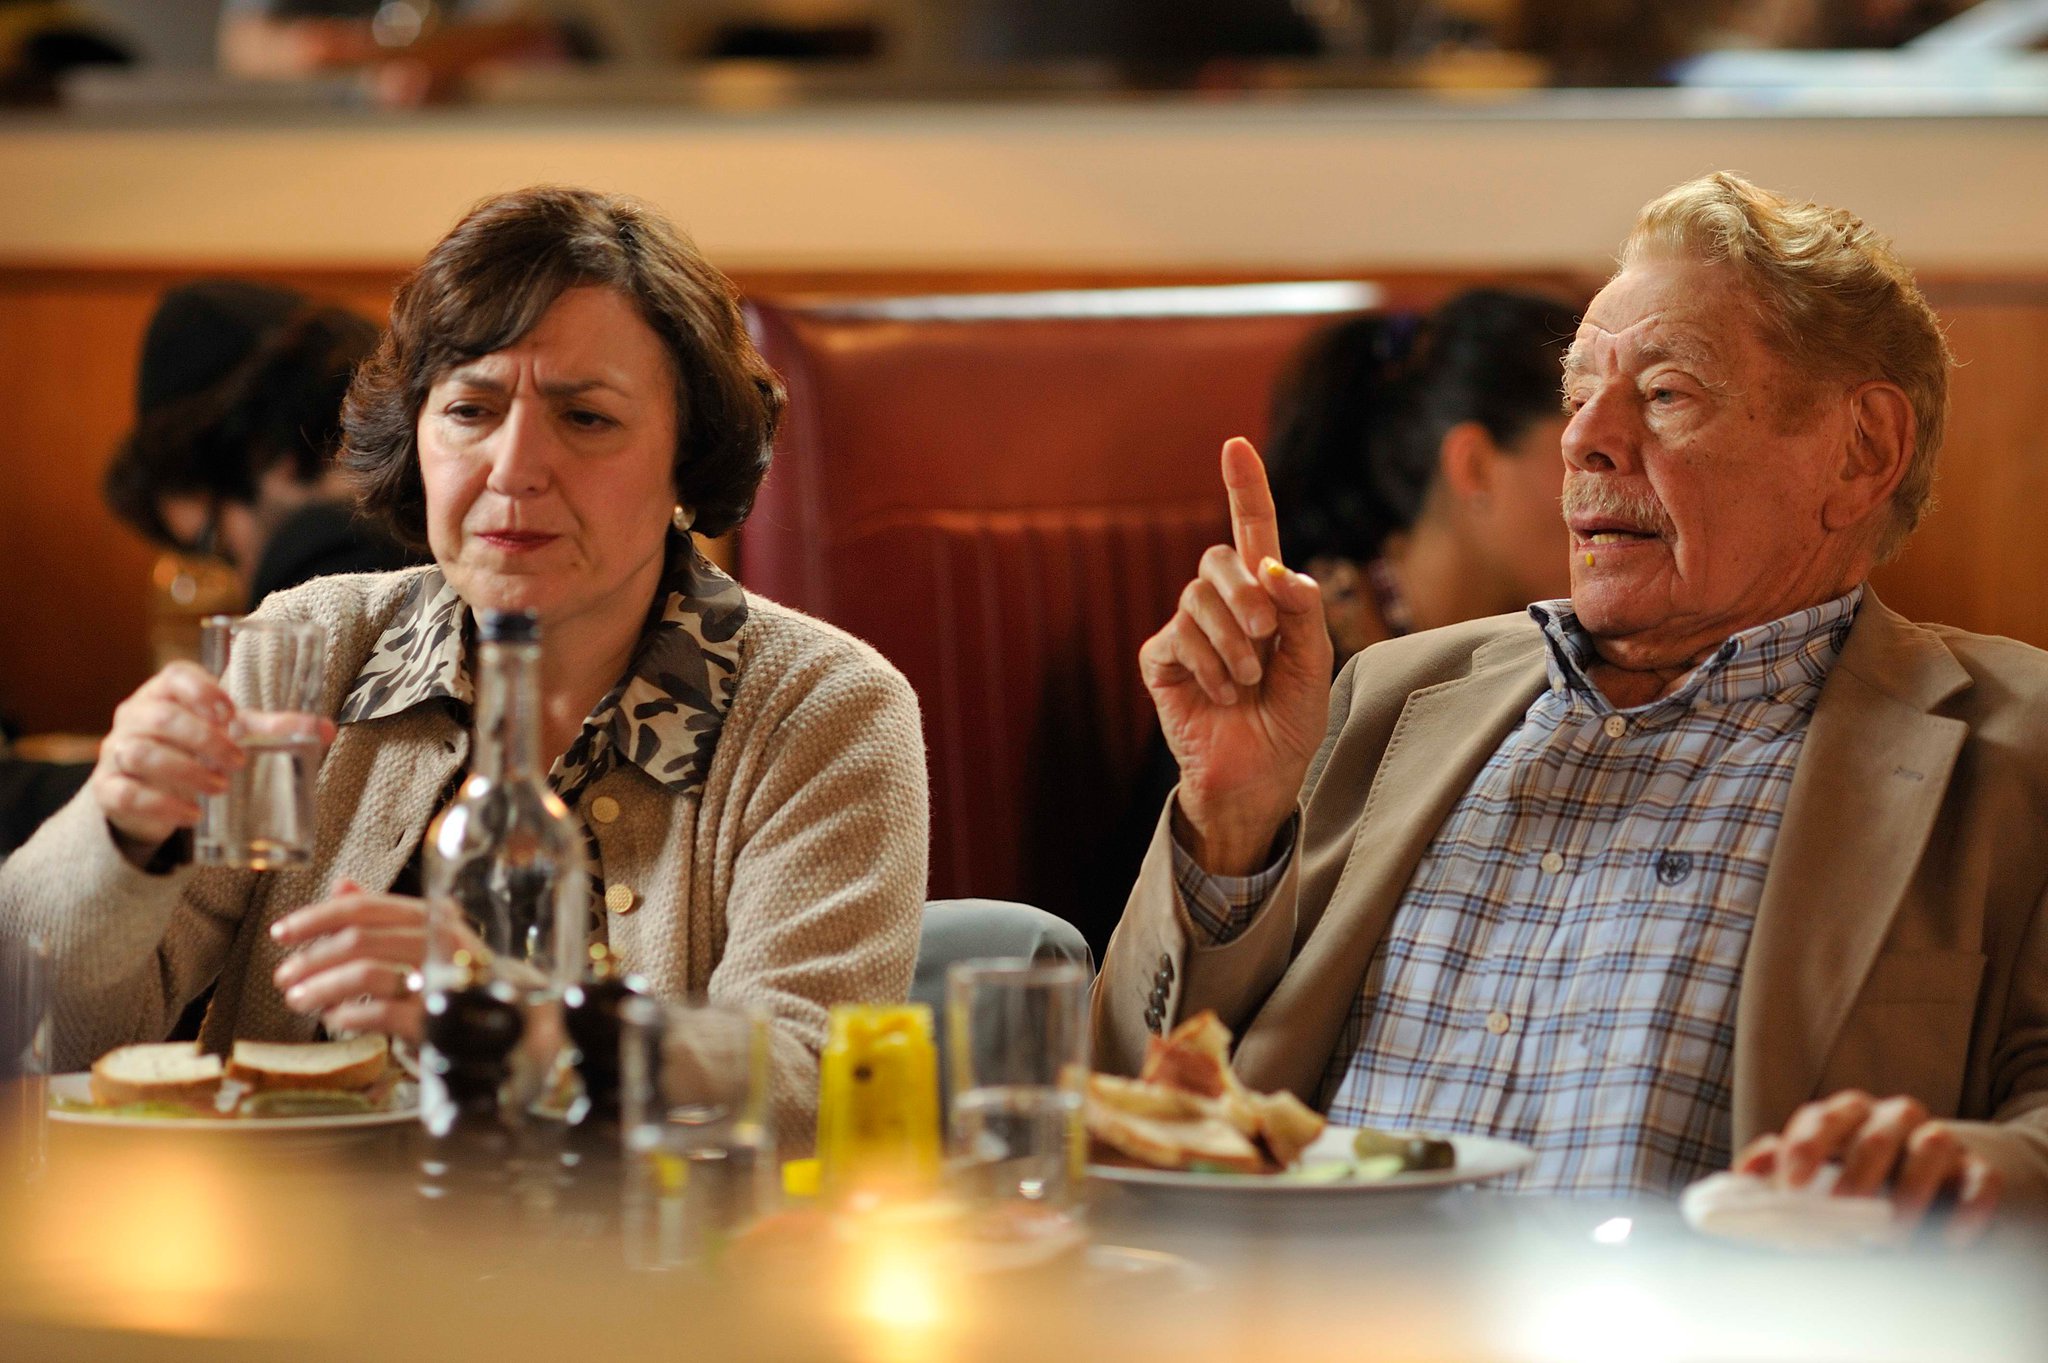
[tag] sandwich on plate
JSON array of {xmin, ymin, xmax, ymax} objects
[{"xmin": 1084, "ymin": 1011, "xmax": 1324, "ymax": 1173}]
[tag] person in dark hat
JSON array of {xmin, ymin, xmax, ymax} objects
[
  {"xmin": 102, "ymin": 279, "xmax": 421, "ymax": 609},
  {"xmin": 3, "ymin": 281, "xmax": 420, "ymax": 860}
]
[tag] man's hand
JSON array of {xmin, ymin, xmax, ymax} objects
[
  {"xmin": 1734, "ymin": 1089, "xmax": 2002, "ymax": 1245},
  {"xmin": 1138, "ymin": 437, "xmax": 1332, "ymax": 875}
]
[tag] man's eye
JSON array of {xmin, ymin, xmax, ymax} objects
[
  {"xmin": 446, "ymin": 402, "xmax": 491, "ymax": 421},
  {"xmin": 564, "ymin": 409, "xmax": 615, "ymax": 430}
]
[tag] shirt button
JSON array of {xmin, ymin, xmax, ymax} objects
[
  {"xmin": 1540, "ymin": 851, "xmax": 1565, "ymax": 875},
  {"xmin": 1157, "ymin": 953, "xmax": 1175, "ymax": 982},
  {"xmin": 1602, "ymin": 715, "xmax": 1627, "ymax": 739},
  {"xmin": 590, "ymin": 795, "xmax": 621, "ymax": 825},
  {"xmin": 1144, "ymin": 1006, "xmax": 1164, "ymax": 1033},
  {"xmin": 604, "ymin": 884, "xmax": 638, "ymax": 915},
  {"xmin": 1486, "ymin": 1011, "xmax": 1512, "ymax": 1036}
]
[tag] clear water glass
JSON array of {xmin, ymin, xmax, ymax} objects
[
  {"xmin": 945, "ymin": 958, "xmax": 1090, "ymax": 1245},
  {"xmin": 1, "ymin": 930, "xmax": 50, "ymax": 1182},
  {"xmin": 195, "ymin": 615, "xmax": 326, "ymax": 870},
  {"xmin": 619, "ymin": 995, "xmax": 777, "ymax": 1271}
]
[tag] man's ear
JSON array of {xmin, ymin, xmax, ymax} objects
[
  {"xmin": 1437, "ymin": 420, "xmax": 1498, "ymax": 506},
  {"xmin": 1823, "ymin": 380, "xmax": 1915, "ymax": 533}
]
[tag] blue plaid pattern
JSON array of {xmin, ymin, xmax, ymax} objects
[
  {"xmin": 1173, "ymin": 589, "xmax": 1861, "ymax": 1195},
  {"xmin": 1175, "ymin": 818, "xmax": 1293, "ymax": 941}
]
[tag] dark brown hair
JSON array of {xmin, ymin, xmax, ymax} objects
[{"xmin": 342, "ymin": 186, "xmax": 784, "ymax": 543}]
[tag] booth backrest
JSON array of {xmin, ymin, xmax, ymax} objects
[{"xmin": 740, "ymin": 283, "xmax": 1379, "ymax": 927}]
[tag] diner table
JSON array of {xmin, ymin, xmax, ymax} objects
[{"xmin": 2, "ymin": 1111, "xmax": 2042, "ymax": 1363}]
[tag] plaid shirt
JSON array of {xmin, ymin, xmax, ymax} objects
[{"xmin": 1175, "ymin": 588, "xmax": 1862, "ymax": 1195}]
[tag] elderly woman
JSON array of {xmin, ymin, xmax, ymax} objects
[{"xmin": 0, "ymin": 187, "xmax": 929, "ymax": 1145}]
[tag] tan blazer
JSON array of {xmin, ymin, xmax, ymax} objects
[{"xmin": 1094, "ymin": 593, "xmax": 2048, "ymax": 1200}]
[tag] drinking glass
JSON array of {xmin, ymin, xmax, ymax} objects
[
  {"xmin": 619, "ymin": 995, "xmax": 776, "ymax": 1270},
  {"xmin": 945, "ymin": 958, "xmax": 1089, "ymax": 1243},
  {"xmin": 196, "ymin": 615, "xmax": 326, "ymax": 869},
  {"xmin": 1, "ymin": 930, "xmax": 50, "ymax": 1183}
]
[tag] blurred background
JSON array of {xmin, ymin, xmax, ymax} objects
[{"xmin": 2, "ymin": 0, "xmax": 2044, "ymax": 916}]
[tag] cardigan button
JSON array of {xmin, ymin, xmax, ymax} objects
[
  {"xmin": 604, "ymin": 884, "xmax": 638, "ymax": 915},
  {"xmin": 590, "ymin": 796, "xmax": 621, "ymax": 825}
]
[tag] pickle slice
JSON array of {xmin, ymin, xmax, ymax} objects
[{"xmin": 1350, "ymin": 1127, "xmax": 1457, "ymax": 1171}]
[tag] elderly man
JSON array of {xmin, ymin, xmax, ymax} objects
[{"xmin": 1100, "ymin": 172, "xmax": 2046, "ymax": 1234}]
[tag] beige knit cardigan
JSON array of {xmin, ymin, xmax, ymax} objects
[{"xmin": 0, "ymin": 569, "xmax": 929, "ymax": 1149}]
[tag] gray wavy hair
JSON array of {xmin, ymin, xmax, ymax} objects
[{"xmin": 1621, "ymin": 172, "xmax": 1954, "ymax": 562}]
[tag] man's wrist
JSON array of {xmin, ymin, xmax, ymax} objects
[{"xmin": 1171, "ymin": 793, "xmax": 1292, "ymax": 878}]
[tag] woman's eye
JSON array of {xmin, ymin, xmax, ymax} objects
[
  {"xmin": 564, "ymin": 408, "xmax": 616, "ymax": 430},
  {"xmin": 445, "ymin": 401, "xmax": 491, "ymax": 422}
]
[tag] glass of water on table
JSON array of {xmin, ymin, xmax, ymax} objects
[
  {"xmin": 195, "ymin": 615, "xmax": 326, "ymax": 870},
  {"xmin": 945, "ymin": 958, "xmax": 1090, "ymax": 1254}
]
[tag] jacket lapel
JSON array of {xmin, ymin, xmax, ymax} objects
[
  {"xmin": 1732, "ymin": 595, "xmax": 1970, "ymax": 1144},
  {"xmin": 1236, "ymin": 634, "xmax": 1550, "ymax": 1100}
]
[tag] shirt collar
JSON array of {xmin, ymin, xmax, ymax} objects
[
  {"xmin": 338, "ymin": 532, "xmax": 748, "ymax": 796},
  {"xmin": 1527, "ymin": 585, "xmax": 1864, "ymax": 717}
]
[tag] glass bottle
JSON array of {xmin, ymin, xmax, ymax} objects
[{"xmin": 419, "ymin": 608, "xmax": 591, "ymax": 1137}]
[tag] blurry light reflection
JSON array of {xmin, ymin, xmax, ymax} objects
[
  {"xmin": 38, "ymin": 1148, "xmax": 257, "ymax": 1335},
  {"xmin": 1519, "ymin": 1275, "xmax": 1680, "ymax": 1363},
  {"xmin": 1591, "ymin": 1216, "xmax": 1634, "ymax": 1246},
  {"xmin": 839, "ymin": 1206, "xmax": 969, "ymax": 1363}
]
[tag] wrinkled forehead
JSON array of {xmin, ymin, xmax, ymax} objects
[{"xmin": 1565, "ymin": 261, "xmax": 1762, "ymax": 381}]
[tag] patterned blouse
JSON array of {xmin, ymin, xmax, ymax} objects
[{"xmin": 335, "ymin": 533, "xmax": 748, "ymax": 891}]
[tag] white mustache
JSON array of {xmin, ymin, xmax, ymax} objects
[{"xmin": 1561, "ymin": 478, "xmax": 1675, "ymax": 539}]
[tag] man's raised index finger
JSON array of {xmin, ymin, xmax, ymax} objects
[{"xmin": 1221, "ymin": 437, "xmax": 1283, "ymax": 572}]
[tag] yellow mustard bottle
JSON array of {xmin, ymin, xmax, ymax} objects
[{"xmin": 815, "ymin": 1004, "xmax": 941, "ymax": 1198}]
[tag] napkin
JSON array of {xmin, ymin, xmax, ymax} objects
[{"xmin": 1679, "ymin": 1168, "xmax": 1901, "ymax": 1252}]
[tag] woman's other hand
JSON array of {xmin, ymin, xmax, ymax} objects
[
  {"xmin": 270, "ymin": 879, "xmax": 476, "ymax": 1043},
  {"xmin": 92, "ymin": 662, "xmax": 245, "ymax": 862},
  {"xmin": 1138, "ymin": 438, "xmax": 1333, "ymax": 875}
]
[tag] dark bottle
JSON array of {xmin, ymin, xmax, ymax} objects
[
  {"xmin": 563, "ymin": 942, "xmax": 642, "ymax": 1137},
  {"xmin": 414, "ymin": 948, "xmax": 525, "ymax": 1216}
]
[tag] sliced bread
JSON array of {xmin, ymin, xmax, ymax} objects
[
  {"xmin": 227, "ymin": 1035, "xmax": 389, "ymax": 1092},
  {"xmin": 89, "ymin": 1041, "xmax": 225, "ymax": 1107}
]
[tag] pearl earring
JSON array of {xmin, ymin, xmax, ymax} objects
[{"xmin": 672, "ymin": 503, "xmax": 695, "ymax": 533}]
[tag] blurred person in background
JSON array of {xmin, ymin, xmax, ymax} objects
[
  {"xmin": 1088, "ymin": 288, "xmax": 1579, "ymax": 957},
  {"xmin": 215, "ymin": 0, "xmax": 663, "ymax": 102},
  {"xmin": 102, "ymin": 280, "xmax": 421, "ymax": 611},
  {"xmin": 1265, "ymin": 288, "xmax": 1580, "ymax": 662},
  {"xmin": 4, "ymin": 282, "xmax": 417, "ymax": 859},
  {"xmin": 0, "ymin": 0, "xmax": 130, "ymax": 103},
  {"xmin": 1512, "ymin": 0, "xmax": 1979, "ymax": 84}
]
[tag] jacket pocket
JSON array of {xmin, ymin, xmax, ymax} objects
[{"xmin": 1819, "ymin": 949, "xmax": 1986, "ymax": 1118}]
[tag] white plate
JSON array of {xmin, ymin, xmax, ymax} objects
[
  {"xmin": 46, "ymin": 1073, "xmax": 418, "ymax": 1132},
  {"xmin": 1088, "ymin": 1125, "xmax": 1533, "ymax": 1194}
]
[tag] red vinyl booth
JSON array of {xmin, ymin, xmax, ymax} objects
[{"xmin": 740, "ymin": 283, "xmax": 1379, "ymax": 939}]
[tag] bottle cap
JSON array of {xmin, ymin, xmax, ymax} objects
[{"xmin": 478, "ymin": 609, "xmax": 540, "ymax": 644}]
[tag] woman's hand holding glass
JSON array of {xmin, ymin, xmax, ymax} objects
[
  {"xmin": 269, "ymin": 879, "xmax": 488, "ymax": 1043},
  {"xmin": 90, "ymin": 661, "xmax": 337, "ymax": 865}
]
